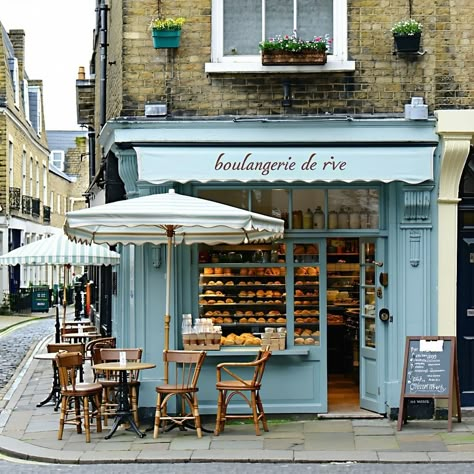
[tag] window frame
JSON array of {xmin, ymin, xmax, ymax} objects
[{"xmin": 206, "ymin": 0, "xmax": 354, "ymax": 73}]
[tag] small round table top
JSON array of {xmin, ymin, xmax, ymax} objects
[
  {"xmin": 34, "ymin": 352, "xmax": 59, "ymax": 361},
  {"xmin": 93, "ymin": 361, "xmax": 156, "ymax": 371}
]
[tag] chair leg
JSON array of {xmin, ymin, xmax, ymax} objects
[
  {"xmin": 250, "ymin": 391, "xmax": 261, "ymax": 436},
  {"xmin": 214, "ymin": 389, "xmax": 223, "ymax": 435},
  {"xmin": 74, "ymin": 396, "xmax": 82, "ymax": 434},
  {"xmin": 83, "ymin": 396, "xmax": 91, "ymax": 443},
  {"xmin": 93, "ymin": 393, "xmax": 102, "ymax": 433},
  {"xmin": 191, "ymin": 394, "xmax": 202, "ymax": 439},
  {"xmin": 58, "ymin": 395, "xmax": 67, "ymax": 440},
  {"xmin": 153, "ymin": 393, "xmax": 162, "ymax": 438},
  {"xmin": 256, "ymin": 392, "xmax": 269, "ymax": 432}
]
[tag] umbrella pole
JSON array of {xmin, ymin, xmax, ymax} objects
[
  {"xmin": 164, "ymin": 233, "xmax": 173, "ymax": 384},
  {"xmin": 62, "ymin": 265, "xmax": 68, "ymax": 329}
]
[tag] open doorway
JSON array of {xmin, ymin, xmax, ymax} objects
[{"xmin": 326, "ymin": 237, "xmax": 361, "ymax": 414}]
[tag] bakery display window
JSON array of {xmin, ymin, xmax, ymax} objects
[
  {"xmin": 293, "ymin": 243, "xmax": 320, "ymax": 346},
  {"xmin": 198, "ymin": 243, "xmax": 287, "ymax": 347},
  {"xmin": 328, "ymin": 188, "xmax": 379, "ymax": 229}
]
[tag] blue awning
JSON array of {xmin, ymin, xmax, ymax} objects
[{"xmin": 135, "ymin": 146, "xmax": 434, "ymax": 185}]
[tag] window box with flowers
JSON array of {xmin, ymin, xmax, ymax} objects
[
  {"xmin": 391, "ymin": 18, "xmax": 423, "ymax": 53},
  {"xmin": 259, "ymin": 32, "xmax": 331, "ymax": 66},
  {"xmin": 150, "ymin": 17, "xmax": 185, "ymax": 49}
]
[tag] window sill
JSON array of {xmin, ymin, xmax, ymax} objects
[
  {"xmin": 205, "ymin": 347, "xmax": 310, "ymax": 356},
  {"xmin": 205, "ymin": 60, "xmax": 355, "ymax": 74}
]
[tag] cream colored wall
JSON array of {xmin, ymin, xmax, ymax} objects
[{"xmin": 436, "ymin": 110, "xmax": 474, "ymax": 336}]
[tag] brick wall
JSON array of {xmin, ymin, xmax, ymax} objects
[{"xmin": 99, "ymin": 0, "xmax": 474, "ymax": 121}]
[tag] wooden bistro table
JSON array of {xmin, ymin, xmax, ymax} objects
[
  {"xmin": 93, "ymin": 361, "xmax": 156, "ymax": 439},
  {"xmin": 62, "ymin": 331, "xmax": 99, "ymax": 344},
  {"xmin": 34, "ymin": 352, "xmax": 61, "ymax": 411}
]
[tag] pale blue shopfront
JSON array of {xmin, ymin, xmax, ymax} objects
[{"xmin": 100, "ymin": 118, "xmax": 439, "ymax": 417}]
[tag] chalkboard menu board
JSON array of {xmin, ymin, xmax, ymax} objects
[
  {"xmin": 404, "ymin": 338, "xmax": 450, "ymax": 396},
  {"xmin": 397, "ymin": 336, "xmax": 461, "ymax": 432}
]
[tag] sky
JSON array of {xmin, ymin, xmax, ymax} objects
[{"xmin": 1, "ymin": 0, "xmax": 96, "ymax": 130}]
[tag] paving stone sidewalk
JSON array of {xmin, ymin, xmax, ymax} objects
[{"xmin": 1, "ymin": 316, "xmax": 474, "ymax": 464}]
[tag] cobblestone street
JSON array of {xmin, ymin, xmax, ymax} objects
[{"xmin": 0, "ymin": 317, "xmax": 55, "ymax": 392}]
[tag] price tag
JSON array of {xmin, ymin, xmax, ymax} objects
[{"xmin": 119, "ymin": 351, "xmax": 127, "ymax": 366}]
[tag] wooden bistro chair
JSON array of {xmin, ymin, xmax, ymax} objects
[
  {"xmin": 153, "ymin": 350, "xmax": 207, "ymax": 439},
  {"xmin": 85, "ymin": 337, "xmax": 116, "ymax": 372},
  {"xmin": 214, "ymin": 348, "xmax": 272, "ymax": 436},
  {"xmin": 48, "ymin": 342, "xmax": 86, "ymax": 382},
  {"xmin": 98, "ymin": 348, "xmax": 143, "ymax": 426},
  {"xmin": 55, "ymin": 351, "xmax": 103, "ymax": 443}
]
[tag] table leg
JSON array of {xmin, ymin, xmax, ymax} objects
[
  {"xmin": 37, "ymin": 364, "xmax": 61, "ymax": 411},
  {"xmin": 104, "ymin": 370, "xmax": 145, "ymax": 440}
]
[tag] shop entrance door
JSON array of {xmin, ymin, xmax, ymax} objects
[
  {"xmin": 359, "ymin": 239, "xmax": 385, "ymax": 413},
  {"xmin": 457, "ymin": 235, "xmax": 474, "ymax": 406}
]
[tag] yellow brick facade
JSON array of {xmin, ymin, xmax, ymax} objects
[{"xmin": 90, "ymin": 0, "xmax": 474, "ymax": 126}]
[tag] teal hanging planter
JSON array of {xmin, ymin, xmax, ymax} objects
[{"xmin": 152, "ymin": 29, "xmax": 182, "ymax": 49}]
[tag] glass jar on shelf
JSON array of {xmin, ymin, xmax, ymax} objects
[{"xmin": 313, "ymin": 206, "xmax": 325, "ymax": 229}]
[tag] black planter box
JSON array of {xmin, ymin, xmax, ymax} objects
[{"xmin": 394, "ymin": 33, "xmax": 421, "ymax": 52}]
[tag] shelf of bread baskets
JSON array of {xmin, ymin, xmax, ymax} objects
[
  {"xmin": 201, "ymin": 279, "xmax": 285, "ymax": 287},
  {"xmin": 294, "ymin": 328, "xmax": 320, "ymax": 346},
  {"xmin": 221, "ymin": 332, "xmax": 262, "ymax": 346},
  {"xmin": 294, "ymin": 266, "xmax": 319, "ymax": 276},
  {"xmin": 209, "ymin": 313, "xmax": 287, "ymax": 325},
  {"xmin": 202, "ymin": 266, "xmax": 286, "ymax": 277}
]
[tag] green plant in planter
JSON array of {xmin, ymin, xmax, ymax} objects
[
  {"xmin": 150, "ymin": 17, "xmax": 186, "ymax": 31},
  {"xmin": 259, "ymin": 31, "xmax": 331, "ymax": 53},
  {"xmin": 150, "ymin": 17, "xmax": 186, "ymax": 49},
  {"xmin": 391, "ymin": 18, "xmax": 423, "ymax": 53},
  {"xmin": 391, "ymin": 18, "xmax": 423, "ymax": 36}
]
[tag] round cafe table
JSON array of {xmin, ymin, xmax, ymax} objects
[
  {"xmin": 34, "ymin": 352, "xmax": 61, "ymax": 411},
  {"xmin": 93, "ymin": 361, "xmax": 156, "ymax": 439}
]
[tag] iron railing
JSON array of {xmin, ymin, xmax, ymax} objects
[
  {"xmin": 21, "ymin": 195, "xmax": 32, "ymax": 215},
  {"xmin": 9, "ymin": 187, "xmax": 21, "ymax": 210}
]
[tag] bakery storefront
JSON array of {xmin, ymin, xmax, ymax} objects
[{"xmin": 102, "ymin": 117, "xmax": 439, "ymax": 417}]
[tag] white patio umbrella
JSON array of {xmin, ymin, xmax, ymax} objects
[
  {"xmin": 64, "ymin": 189, "xmax": 284, "ymax": 382},
  {"xmin": 0, "ymin": 233, "xmax": 120, "ymax": 334}
]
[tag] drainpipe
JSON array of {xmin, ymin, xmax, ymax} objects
[
  {"xmin": 88, "ymin": 127, "xmax": 96, "ymax": 185},
  {"xmin": 99, "ymin": 0, "xmax": 108, "ymax": 128}
]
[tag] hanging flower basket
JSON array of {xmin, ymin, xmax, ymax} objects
[
  {"xmin": 393, "ymin": 33, "xmax": 421, "ymax": 53},
  {"xmin": 152, "ymin": 29, "xmax": 182, "ymax": 49},
  {"xmin": 262, "ymin": 49, "xmax": 327, "ymax": 65}
]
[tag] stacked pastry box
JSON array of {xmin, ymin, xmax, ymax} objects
[
  {"xmin": 182, "ymin": 316, "xmax": 222, "ymax": 350},
  {"xmin": 261, "ymin": 327, "xmax": 286, "ymax": 351}
]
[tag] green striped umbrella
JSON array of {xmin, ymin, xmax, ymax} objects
[{"xmin": 0, "ymin": 233, "xmax": 120, "ymax": 266}]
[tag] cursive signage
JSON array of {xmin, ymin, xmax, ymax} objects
[{"xmin": 135, "ymin": 146, "xmax": 434, "ymax": 184}]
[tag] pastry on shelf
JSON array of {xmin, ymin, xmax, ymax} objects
[
  {"xmin": 223, "ymin": 317, "xmax": 233, "ymax": 323},
  {"xmin": 225, "ymin": 298, "xmax": 234, "ymax": 303},
  {"xmin": 203, "ymin": 268, "xmax": 213, "ymax": 275},
  {"xmin": 237, "ymin": 280, "xmax": 247, "ymax": 286},
  {"xmin": 225, "ymin": 281, "xmax": 234, "ymax": 286},
  {"xmin": 239, "ymin": 317, "xmax": 248, "ymax": 323}
]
